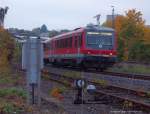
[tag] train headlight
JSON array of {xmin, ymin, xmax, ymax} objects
[
  {"xmin": 88, "ymin": 51, "xmax": 90, "ymax": 54},
  {"xmin": 110, "ymin": 53, "xmax": 112, "ymax": 55}
]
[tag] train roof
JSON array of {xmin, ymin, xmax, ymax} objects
[
  {"xmin": 84, "ymin": 25, "xmax": 114, "ymax": 32},
  {"xmin": 45, "ymin": 25, "xmax": 114, "ymax": 42},
  {"xmin": 43, "ymin": 37, "xmax": 53, "ymax": 43}
]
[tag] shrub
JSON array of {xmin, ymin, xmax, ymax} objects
[{"xmin": 0, "ymin": 88, "xmax": 27, "ymax": 99}]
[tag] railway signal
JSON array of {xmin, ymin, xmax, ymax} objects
[{"xmin": 74, "ymin": 79, "xmax": 86, "ymax": 104}]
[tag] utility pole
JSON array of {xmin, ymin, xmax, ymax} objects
[
  {"xmin": 111, "ymin": 6, "xmax": 115, "ymax": 29},
  {"xmin": 94, "ymin": 14, "xmax": 101, "ymax": 26},
  {"xmin": 0, "ymin": 6, "xmax": 9, "ymax": 28}
]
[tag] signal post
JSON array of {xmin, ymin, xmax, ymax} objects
[{"xmin": 22, "ymin": 37, "xmax": 43, "ymax": 106}]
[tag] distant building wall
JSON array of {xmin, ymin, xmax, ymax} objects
[
  {"xmin": 106, "ymin": 14, "xmax": 121, "ymax": 22},
  {"xmin": 146, "ymin": 25, "xmax": 150, "ymax": 28}
]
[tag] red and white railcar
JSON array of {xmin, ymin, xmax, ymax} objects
[{"xmin": 44, "ymin": 25, "xmax": 117, "ymax": 70}]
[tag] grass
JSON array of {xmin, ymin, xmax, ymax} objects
[
  {"xmin": 92, "ymin": 79, "xmax": 108, "ymax": 88},
  {"xmin": 0, "ymin": 87, "xmax": 27, "ymax": 99},
  {"xmin": 0, "ymin": 101, "xmax": 24, "ymax": 114},
  {"xmin": 0, "ymin": 72, "xmax": 22, "ymax": 85},
  {"xmin": 63, "ymin": 71, "xmax": 82, "ymax": 78},
  {"xmin": 108, "ymin": 63, "xmax": 150, "ymax": 75},
  {"xmin": 0, "ymin": 88, "xmax": 27, "ymax": 114},
  {"xmin": 0, "ymin": 76, "xmax": 16, "ymax": 84}
]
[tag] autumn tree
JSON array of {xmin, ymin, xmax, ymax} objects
[
  {"xmin": 103, "ymin": 9, "xmax": 150, "ymax": 62},
  {"xmin": 0, "ymin": 28, "xmax": 15, "ymax": 76},
  {"xmin": 143, "ymin": 26, "xmax": 150, "ymax": 44},
  {"xmin": 103, "ymin": 15, "xmax": 127, "ymax": 60}
]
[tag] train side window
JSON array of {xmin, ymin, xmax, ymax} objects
[
  {"xmin": 56, "ymin": 40, "xmax": 58, "ymax": 48},
  {"xmin": 54, "ymin": 41, "xmax": 56, "ymax": 49},
  {"xmin": 56, "ymin": 40, "xmax": 58, "ymax": 49},
  {"xmin": 55, "ymin": 40, "xmax": 56, "ymax": 49},
  {"xmin": 68, "ymin": 37, "xmax": 71, "ymax": 48},
  {"xmin": 63, "ymin": 39, "xmax": 65, "ymax": 48},
  {"xmin": 62, "ymin": 39, "xmax": 64, "ymax": 48},
  {"xmin": 48, "ymin": 43, "xmax": 50, "ymax": 50},
  {"xmin": 60, "ymin": 40, "xmax": 61, "ymax": 48},
  {"xmin": 57, "ymin": 40, "xmax": 59, "ymax": 48},
  {"xmin": 57, "ymin": 40, "xmax": 60, "ymax": 48},
  {"xmin": 79, "ymin": 34, "xmax": 82, "ymax": 47},
  {"xmin": 60, "ymin": 39, "xmax": 63, "ymax": 48},
  {"xmin": 53, "ymin": 41, "xmax": 54, "ymax": 49},
  {"xmin": 65, "ymin": 38, "xmax": 67, "ymax": 48},
  {"xmin": 70, "ymin": 37, "xmax": 72, "ymax": 48},
  {"xmin": 51, "ymin": 42, "xmax": 53, "ymax": 49},
  {"xmin": 67, "ymin": 38, "xmax": 70, "ymax": 48},
  {"xmin": 75, "ymin": 36, "xmax": 78, "ymax": 48},
  {"xmin": 44, "ymin": 44, "xmax": 47, "ymax": 51},
  {"xmin": 58, "ymin": 40, "xmax": 60, "ymax": 48},
  {"xmin": 60, "ymin": 39, "xmax": 61, "ymax": 48},
  {"xmin": 52, "ymin": 41, "xmax": 54, "ymax": 50},
  {"xmin": 51, "ymin": 42, "xmax": 53, "ymax": 50},
  {"xmin": 67, "ymin": 38, "xmax": 69, "ymax": 48},
  {"xmin": 74, "ymin": 34, "xmax": 82, "ymax": 48}
]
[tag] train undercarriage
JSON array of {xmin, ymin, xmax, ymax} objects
[{"xmin": 44, "ymin": 55, "xmax": 117, "ymax": 71}]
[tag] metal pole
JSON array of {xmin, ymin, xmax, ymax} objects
[
  {"xmin": 37, "ymin": 38, "xmax": 41, "ymax": 107},
  {"xmin": 31, "ymin": 84, "xmax": 35, "ymax": 104},
  {"xmin": 93, "ymin": 14, "xmax": 101, "ymax": 26},
  {"xmin": 111, "ymin": 6, "xmax": 115, "ymax": 29},
  {"xmin": 23, "ymin": 37, "xmax": 43, "ymax": 106},
  {"xmin": 26, "ymin": 38, "xmax": 31, "ymax": 106}
]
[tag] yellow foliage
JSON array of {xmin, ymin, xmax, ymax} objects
[
  {"xmin": 0, "ymin": 28, "xmax": 15, "ymax": 76},
  {"xmin": 143, "ymin": 27, "xmax": 150, "ymax": 44},
  {"xmin": 123, "ymin": 100, "xmax": 133, "ymax": 108},
  {"xmin": 50, "ymin": 88, "xmax": 64, "ymax": 100},
  {"xmin": 93, "ymin": 79, "xmax": 108, "ymax": 88},
  {"xmin": 103, "ymin": 9, "xmax": 148, "ymax": 61}
]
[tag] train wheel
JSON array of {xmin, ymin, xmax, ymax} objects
[
  {"xmin": 100, "ymin": 68, "xmax": 104, "ymax": 72},
  {"xmin": 97, "ymin": 64, "xmax": 106, "ymax": 72},
  {"xmin": 44, "ymin": 59, "xmax": 49, "ymax": 65},
  {"xmin": 52, "ymin": 59, "xmax": 58, "ymax": 67},
  {"xmin": 80, "ymin": 62, "xmax": 87, "ymax": 71}
]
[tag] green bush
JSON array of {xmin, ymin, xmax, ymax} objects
[
  {"xmin": 0, "ymin": 88, "xmax": 27, "ymax": 99},
  {"xmin": 0, "ymin": 102, "xmax": 23, "ymax": 114}
]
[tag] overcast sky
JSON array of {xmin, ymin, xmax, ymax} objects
[{"xmin": 0, "ymin": 0, "xmax": 149, "ymax": 30}]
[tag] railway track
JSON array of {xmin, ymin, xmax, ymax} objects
[
  {"xmin": 44, "ymin": 65, "xmax": 150, "ymax": 93},
  {"xmin": 42, "ymin": 67, "xmax": 150, "ymax": 112},
  {"xmin": 46, "ymin": 64, "xmax": 150, "ymax": 80},
  {"xmin": 100, "ymin": 71, "xmax": 150, "ymax": 81},
  {"xmin": 17, "ymin": 64, "xmax": 150, "ymax": 112}
]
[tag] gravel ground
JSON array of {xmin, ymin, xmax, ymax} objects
[
  {"xmin": 41, "ymin": 79, "xmax": 113, "ymax": 114},
  {"xmin": 40, "ymin": 79, "xmax": 147, "ymax": 114}
]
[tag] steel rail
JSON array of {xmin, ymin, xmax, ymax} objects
[{"xmin": 42, "ymin": 69, "xmax": 150, "ymax": 112}]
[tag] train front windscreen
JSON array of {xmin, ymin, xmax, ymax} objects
[{"xmin": 86, "ymin": 31, "xmax": 114, "ymax": 50}]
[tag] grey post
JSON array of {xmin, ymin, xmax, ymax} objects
[{"xmin": 22, "ymin": 37, "xmax": 43, "ymax": 106}]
